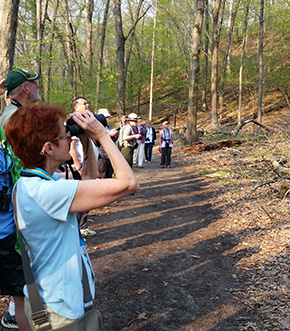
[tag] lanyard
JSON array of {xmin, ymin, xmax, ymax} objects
[{"xmin": 21, "ymin": 168, "xmax": 55, "ymax": 181}]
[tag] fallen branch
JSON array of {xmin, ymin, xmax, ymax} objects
[
  {"xmin": 272, "ymin": 160, "xmax": 290, "ymax": 175},
  {"xmin": 235, "ymin": 119, "xmax": 274, "ymax": 136},
  {"xmin": 182, "ymin": 139, "xmax": 242, "ymax": 153},
  {"xmin": 243, "ymin": 175, "xmax": 290, "ymax": 199},
  {"xmin": 243, "ymin": 179, "xmax": 278, "ymax": 198}
]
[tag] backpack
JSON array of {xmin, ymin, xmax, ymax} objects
[{"xmin": 0, "ymin": 128, "xmax": 21, "ymax": 185}]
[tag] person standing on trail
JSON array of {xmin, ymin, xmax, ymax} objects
[
  {"xmin": 68, "ymin": 97, "xmax": 99, "ymax": 237},
  {"xmin": 144, "ymin": 120, "xmax": 156, "ymax": 164},
  {"xmin": 0, "ymin": 68, "xmax": 40, "ymax": 330},
  {"xmin": 4, "ymin": 103, "xmax": 139, "ymax": 329},
  {"xmin": 160, "ymin": 121, "xmax": 173, "ymax": 168},
  {"xmin": 132, "ymin": 116, "xmax": 146, "ymax": 168},
  {"xmin": 97, "ymin": 108, "xmax": 119, "ymax": 178},
  {"xmin": 0, "ymin": 68, "xmax": 41, "ymax": 129},
  {"xmin": 120, "ymin": 113, "xmax": 141, "ymax": 168}
]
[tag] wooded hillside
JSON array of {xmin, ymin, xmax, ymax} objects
[{"xmin": 0, "ymin": 0, "xmax": 289, "ymax": 137}]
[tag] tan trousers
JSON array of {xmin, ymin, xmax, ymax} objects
[{"xmin": 24, "ymin": 297, "xmax": 76, "ymax": 329}]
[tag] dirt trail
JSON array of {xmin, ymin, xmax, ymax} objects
[
  {"xmin": 0, "ymin": 148, "xmax": 250, "ymax": 331},
  {"xmin": 85, "ymin": 148, "xmax": 249, "ymax": 331}
]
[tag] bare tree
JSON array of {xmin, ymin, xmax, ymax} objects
[
  {"xmin": 113, "ymin": 0, "xmax": 126, "ymax": 115},
  {"xmin": 35, "ymin": 0, "xmax": 49, "ymax": 89},
  {"xmin": 95, "ymin": 0, "xmax": 110, "ymax": 109},
  {"xmin": 238, "ymin": 4, "xmax": 249, "ymax": 126},
  {"xmin": 44, "ymin": 0, "xmax": 59, "ymax": 103},
  {"xmin": 0, "ymin": 0, "xmax": 19, "ymax": 78},
  {"xmin": 219, "ymin": 0, "xmax": 240, "ymax": 107},
  {"xmin": 113, "ymin": 0, "xmax": 150, "ymax": 115},
  {"xmin": 210, "ymin": 0, "xmax": 225, "ymax": 131},
  {"xmin": 149, "ymin": 0, "xmax": 157, "ymax": 121},
  {"xmin": 186, "ymin": 0, "xmax": 204, "ymax": 145},
  {"xmin": 86, "ymin": 0, "xmax": 94, "ymax": 73},
  {"xmin": 63, "ymin": 0, "xmax": 78, "ymax": 97},
  {"xmin": 257, "ymin": 0, "xmax": 264, "ymax": 123},
  {"xmin": 201, "ymin": 0, "xmax": 209, "ymax": 111},
  {"xmin": 125, "ymin": 0, "xmax": 144, "ymax": 82},
  {"xmin": 0, "ymin": 0, "xmax": 19, "ymax": 112}
]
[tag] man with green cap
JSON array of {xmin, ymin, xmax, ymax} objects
[
  {"xmin": 0, "ymin": 68, "xmax": 40, "ymax": 330},
  {"xmin": 0, "ymin": 68, "xmax": 40, "ymax": 129}
]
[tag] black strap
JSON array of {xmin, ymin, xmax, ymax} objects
[
  {"xmin": 81, "ymin": 259, "xmax": 94, "ymax": 312},
  {"xmin": 11, "ymin": 99, "xmax": 22, "ymax": 108}
]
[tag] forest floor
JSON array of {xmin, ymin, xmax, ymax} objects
[{"xmin": 1, "ymin": 109, "xmax": 290, "ymax": 330}]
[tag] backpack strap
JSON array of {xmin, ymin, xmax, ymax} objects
[{"xmin": 0, "ymin": 128, "xmax": 21, "ymax": 184}]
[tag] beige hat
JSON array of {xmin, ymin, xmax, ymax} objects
[
  {"xmin": 127, "ymin": 113, "xmax": 138, "ymax": 122},
  {"xmin": 97, "ymin": 108, "xmax": 111, "ymax": 117}
]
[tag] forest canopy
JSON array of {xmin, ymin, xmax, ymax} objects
[{"xmin": 0, "ymin": 0, "xmax": 289, "ymax": 131}]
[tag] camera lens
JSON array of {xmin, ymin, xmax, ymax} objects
[{"xmin": 65, "ymin": 114, "xmax": 107, "ymax": 136}]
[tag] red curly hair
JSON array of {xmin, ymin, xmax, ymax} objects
[{"xmin": 5, "ymin": 104, "xmax": 66, "ymax": 169}]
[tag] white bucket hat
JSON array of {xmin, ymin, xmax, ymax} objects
[
  {"xmin": 127, "ymin": 113, "xmax": 138, "ymax": 122},
  {"xmin": 97, "ymin": 108, "xmax": 111, "ymax": 117}
]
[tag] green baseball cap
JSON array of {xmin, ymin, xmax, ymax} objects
[{"xmin": 5, "ymin": 68, "xmax": 40, "ymax": 92}]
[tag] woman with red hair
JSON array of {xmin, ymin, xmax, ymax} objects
[{"xmin": 5, "ymin": 104, "xmax": 139, "ymax": 329}]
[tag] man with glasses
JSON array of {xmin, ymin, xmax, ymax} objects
[
  {"xmin": 0, "ymin": 68, "xmax": 39, "ymax": 330},
  {"xmin": 69, "ymin": 97, "xmax": 98, "ymax": 237},
  {"xmin": 0, "ymin": 68, "xmax": 40, "ymax": 129}
]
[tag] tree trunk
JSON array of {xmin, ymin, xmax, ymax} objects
[
  {"xmin": 113, "ymin": 0, "xmax": 149, "ymax": 116},
  {"xmin": 210, "ymin": 0, "xmax": 225, "ymax": 131},
  {"xmin": 186, "ymin": 0, "xmax": 204, "ymax": 145},
  {"xmin": 0, "ymin": 0, "xmax": 19, "ymax": 113},
  {"xmin": 219, "ymin": 0, "xmax": 240, "ymax": 107},
  {"xmin": 136, "ymin": 16, "xmax": 145, "ymax": 114},
  {"xmin": 86, "ymin": 0, "xmax": 94, "ymax": 73},
  {"xmin": 257, "ymin": 0, "xmax": 264, "ymax": 123},
  {"xmin": 125, "ymin": 0, "xmax": 144, "ymax": 83},
  {"xmin": 201, "ymin": 0, "xmax": 209, "ymax": 111},
  {"xmin": 44, "ymin": 0, "xmax": 59, "ymax": 103},
  {"xmin": 113, "ymin": 0, "xmax": 126, "ymax": 115},
  {"xmin": 63, "ymin": 0, "xmax": 77, "ymax": 97},
  {"xmin": 238, "ymin": 4, "xmax": 249, "ymax": 126},
  {"xmin": 96, "ymin": 0, "xmax": 110, "ymax": 110},
  {"xmin": 35, "ymin": 0, "xmax": 49, "ymax": 94},
  {"xmin": 0, "ymin": 0, "xmax": 19, "ymax": 77},
  {"xmin": 149, "ymin": 0, "xmax": 157, "ymax": 121}
]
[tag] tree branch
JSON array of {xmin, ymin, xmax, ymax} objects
[{"xmin": 124, "ymin": 5, "xmax": 151, "ymax": 41}]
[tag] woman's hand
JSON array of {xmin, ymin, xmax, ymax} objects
[{"xmin": 69, "ymin": 111, "xmax": 107, "ymax": 141}]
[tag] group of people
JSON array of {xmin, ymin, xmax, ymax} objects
[
  {"xmin": 117, "ymin": 113, "xmax": 173, "ymax": 169},
  {"xmin": 0, "ymin": 67, "xmax": 173, "ymax": 331},
  {"xmin": 0, "ymin": 68, "xmax": 139, "ymax": 330}
]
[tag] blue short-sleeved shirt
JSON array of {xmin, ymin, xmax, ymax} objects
[{"xmin": 14, "ymin": 172, "xmax": 95, "ymax": 319}]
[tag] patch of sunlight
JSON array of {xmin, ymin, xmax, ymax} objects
[
  {"xmin": 177, "ymin": 301, "xmax": 244, "ymax": 331},
  {"xmin": 204, "ymin": 170, "xmax": 231, "ymax": 179}
]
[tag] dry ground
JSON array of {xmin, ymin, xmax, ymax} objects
[{"xmin": 1, "ymin": 118, "xmax": 290, "ymax": 330}]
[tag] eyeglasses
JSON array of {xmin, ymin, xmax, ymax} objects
[
  {"xmin": 51, "ymin": 131, "xmax": 71, "ymax": 141},
  {"xmin": 39, "ymin": 131, "xmax": 71, "ymax": 155}
]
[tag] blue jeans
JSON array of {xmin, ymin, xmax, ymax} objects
[{"xmin": 145, "ymin": 143, "xmax": 154, "ymax": 162}]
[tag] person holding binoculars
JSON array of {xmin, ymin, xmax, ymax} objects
[{"xmin": 4, "ymin": 103, "xmax": 139, "ymax": 329}]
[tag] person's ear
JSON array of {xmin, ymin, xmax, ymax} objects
[
  {"xmin": 42, "ymin": 142, "xmax": 54, "ymax": 156},
  {"xmin": 21, "ymin": 84, "xmax": 30, "ymax": 95}
]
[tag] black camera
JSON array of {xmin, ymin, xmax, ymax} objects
[
  {"xmin": 66, "ymin": 114, "xmax": 107, "ymax": 137},
  {"xmin": 0, "ymin": 185, "xmax": 11, "ymax": 212}
]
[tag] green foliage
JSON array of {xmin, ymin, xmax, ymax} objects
[{"xmin": 8, "ymin": 0, "xmax": 290, "ymax": 122}]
